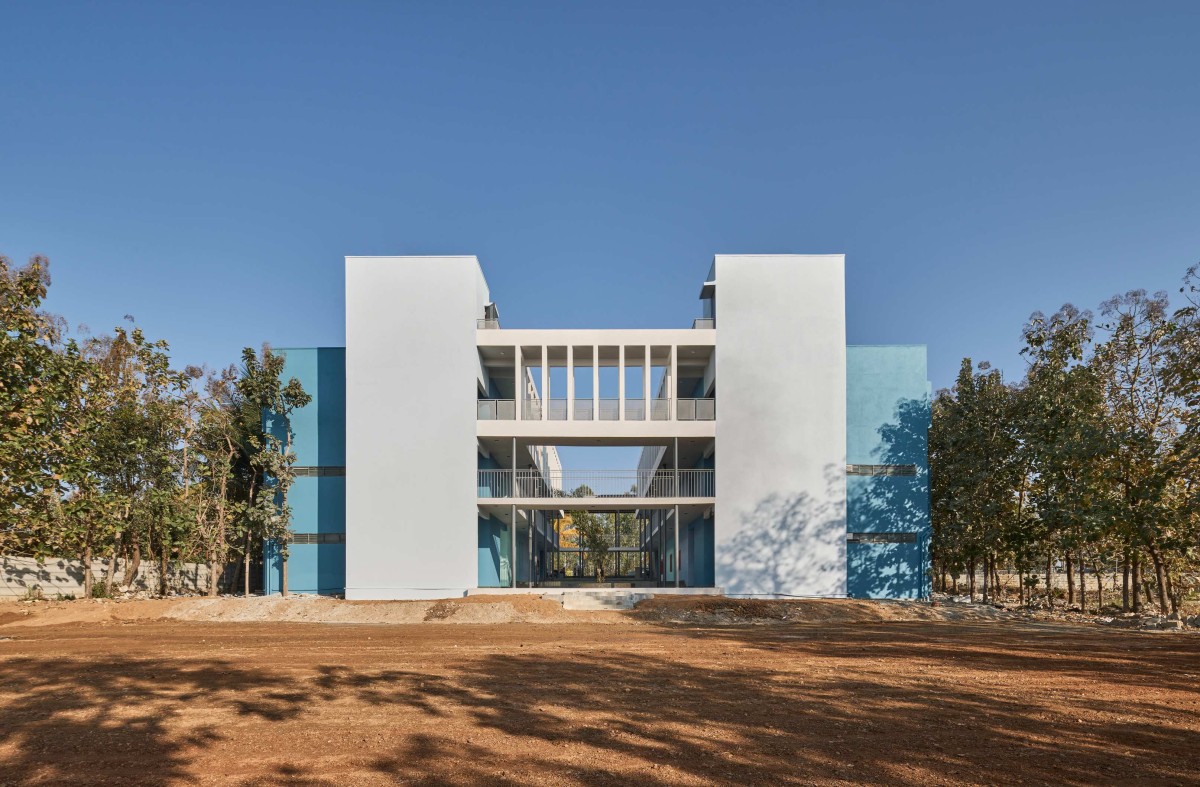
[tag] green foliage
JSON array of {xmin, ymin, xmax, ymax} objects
[
  {"xmin": 0, "ymin": 254, "xmax": 309, "ymax": 596},
  {"xmin": 932, "ymin": 267, "xmax": 1200, "ymax": 615}
]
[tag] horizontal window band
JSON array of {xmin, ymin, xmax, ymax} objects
[
  {"xmin": 290, "ymin": 532, "xmax": 346, "ymax": 545},
  {"xmin": 293, "ymin": 466, "xmax": 346, "ymax": 477},
  {"xmin": 847, "ymin": 532, "xmax": 917, "ymax": 544},
  {"xmin": 846, "ymin": 464, "xmax": 917, "ymax": 477}
]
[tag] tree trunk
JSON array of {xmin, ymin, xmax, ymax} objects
[
  {"xmin": 1147, "ymin": 540, "xmax": 1170, "ymax": 614},
  {"xmin": 103, "ymin": 532, "xmax": 121, "ymax": 598},
  {"xmin": 282, "ymin": 557, "xmax": 289, "ymax": 597},
  {"xmin": 244, "ymin": 533, "xmax": 252, "ymax": 597},
  {"xmin": 1164, "ymin": 569, "xmax": 1178, "ymax": 617},
  {"xmin": 231, "ymin": 556, "xmax": 243, "ymax": 597},
  {"xmin": 968, "ymin": 558, "xmax": 976, "ymax": 602},
  {"xmin": 1095, "ymin": 565, "xmax": 1103, "ymax": 611},
  {"xmin": 1066, "ymin": 552, "xmax": 1075, "ymax": 606},
  {"xmin": 208, "ymin": 549, "xmax": 219, "ymax": 597},
  {"xmin": 1122, "ymin": 550, "xmax": 1130, "ymax": 612},
  {"xmin": 159, "ymin": 545, "xmax": 169, "ymax": 597},
  {"xmin": 981, "ymin": 554, "xmax": 989, "ymax": 603},
  {"xmin": 1132, "ymin": 551, "xmax": 1141, "ymax": 612},
  {"xmin": 123, "ymin": 540, "xmax": 141, "ymax": 588},
  {"xmin": 1018, "ymin": 555, "xmax": 1026, "ymax": 607},
  {"xmin": 82, "ymin": 544, "xmax": 94, "ymax": 599},
  {"xmin": 1078, "ymin": 552, "xmax": 1086, "ymax": 613},
  {"xmin": 1045, "ymin": 555, "xmax": 1054, "ymax": 609}
]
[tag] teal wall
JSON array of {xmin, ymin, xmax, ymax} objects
[
  {"xmin": 845, "ymin": 345, "xmax": 931, "ymax": 599},
  {"xmin": 263, "ymin": 348, "xmax": 346, "ymax": 596},
  {"xmin": 477, "ymin": 516, "xmax": 510, "ymax": 587},
  {"xmin": 683, "ymin": 516, "xmax": 714, "ymax": 587},
  {"xmin": 265, "ymin": 343, "xmax": 930, "ymax": 599}
]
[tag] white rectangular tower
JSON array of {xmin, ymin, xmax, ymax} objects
[
  {"xmin": 345, "ymin": 256, "xmax": 491, "ymax": 599},
  {"xmin": 712, "ymin": 255, "xmax": 848, "ymax": 596}
]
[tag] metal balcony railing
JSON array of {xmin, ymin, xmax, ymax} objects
[
  {"xmin": 692, "ymin": 317, "xmax": 715, "ymax": 329},
  {"xmin": 677, "ymin": 398, "xmax": 716, "ymax": 421},
  {"xmin": 477, "ymin": 400, "xmax": 515, "ymax": 420},
  {"xmin": 482, "ymin": 397, "xmax": 714, "ymax": 421},
  {"xmin": 677, "ymin": 468, "xmax": 716, "ymax": 497},
  {"xmin": 477, "ymin": 469, "xmax": 513, "ymax": 498},
  {"xmin": 477, "ymin": 319, "xmax": 501, "ymax": 329},
  {"xmin": 478, "ymin": 469, "xmax": 715, "ymax": 499},
  {"xmin": 574, "ymin": 400, "xmax": 594, "ymax": 420},
  {"xmin": 598, "ymin": 398, "xmax": 620, "ymax": 421},
  {"xmin": 625, "ymin": 398, "xmax": 645, "ymax": 420}
]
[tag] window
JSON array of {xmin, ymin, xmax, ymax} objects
[
  {"xmin": 847, "ymin": 532, "xmax": 917, "ymax": 544},
  {"xmin": 290, "ymin": 533, "xmax": 346, "ymax": 545},
  {"xmin": 293, "ymin": 466, "xmax": 346, "ymax": 477},
  {"xmin": 846, "ymin": 464, "xmax": 917, "ymax": 477}
]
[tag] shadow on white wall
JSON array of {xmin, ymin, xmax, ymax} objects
[{"xmin": 718, "ymin": 464, "xmax": 846, "ymax": 596}]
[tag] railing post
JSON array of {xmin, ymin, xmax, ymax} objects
[
  {"xmin": 567, "ymin": 345, "xmax": 574, "ymax": 421},
  {"xmin": 618, "ymin": 345, "xmax": 625, "ymax": 421},
  {"xmin": 540, "ymin": 345, "xmax": 548, "ymax": 422},
  {"xmin": 674, "ymin": 503, "xmax": 681, "ymax": 588},
  {"xmin": 673, "ymin": 437, "xmax": 679, "ymax": 497},
  {"xmin": 643, "ymin": 344, "xmax": 651, "ymax": 421}
]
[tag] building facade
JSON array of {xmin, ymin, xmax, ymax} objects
[{"xmin": 266, "ymin": 254, "xmax": 930, "ymax": 600}]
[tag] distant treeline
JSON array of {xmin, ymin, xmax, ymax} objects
[
  {"xmin": 1, "ymin": 255, "xmax": 309, "ymax": 598},
  {"xmin": 931, "ymin": 264, "xmax": 1200, "ymax": 616}
]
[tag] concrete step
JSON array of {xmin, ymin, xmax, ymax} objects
[{"xmin": 558, "ymin": 592, "xmax": 650, "ymax": 611}]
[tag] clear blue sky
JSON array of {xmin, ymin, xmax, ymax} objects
[{"xmin": 2, "ymin": 1, "xmax": 1199, "ymax": 394}]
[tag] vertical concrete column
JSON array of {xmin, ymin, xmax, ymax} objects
[
  {"xmin": 514, "ymin": 346, "xmax": 522, "ymax": 421},
  {"xmin": 540, "ymin": 345, "xmax": 548, "ymax": 421},
  {"xmin": 669, "ymin": 344, "xmax": 678, "ymax": 421},
  {"xmin": 673, "ymin": 436, "xmax": 679, "ymax": 498},
  {"xmin": 592, "ymin": 347, "xmax": 599, "ymax": 419},
  {"xmin": 674, "ymin": 504, "xmax": 681, "ymax": 588},
  {"xmin": 643, "ymin": 345, "xmax": 651, "ymax": 420},
  {"xmin": 566, "ymin": 345, "xmax": 575, "ymax": 421},
  {"xmin": 510, "ymin": 503, "xmax": 517, "ymax": 589},
  {"xmin": 618, "ymin": 345, "xmax": 625, "ymax": 421}
]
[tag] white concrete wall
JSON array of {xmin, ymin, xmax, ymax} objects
[
  {"xmin": 0, "ymin": 555, "xmax": 221, "ymax": 598},
  {"xmin": 713, "ymin": 255, "xmax": 847, "ymax": 596},
  {"xmin": 345, "ymin": 256, "xmax": 489, "ymax": 599}
]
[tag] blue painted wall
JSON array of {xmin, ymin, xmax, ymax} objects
[
  {"xmin": 683, "ymin": 516, "xmax": 714, "ymax": 587},
  {"xmin": 263, "ymin": 347, "xmax": 347, "ymax": 596},
  {"xmin": 845, "ymin": 345, "xmax": 931, "ymax": 599},
  {"xmin": 477, "ymin": 515, "xmax": 511, "ymax": 587}
]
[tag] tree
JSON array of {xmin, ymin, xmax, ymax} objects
[
  {"xmin": 236, "ymin": 347, "xmax": 310, "ymax": 596},
  {"xmin": 0, "ymin": 257, "xmax": 91, "ymax": 558}
]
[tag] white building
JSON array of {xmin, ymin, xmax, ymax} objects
[{"xmin": 330, "ymin": 254, "xmax": 928, "ymax": 601}]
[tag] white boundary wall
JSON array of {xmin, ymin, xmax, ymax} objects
[{"xmin": 0, "ymin": 555, "xmax": 220, "ymax": 599}]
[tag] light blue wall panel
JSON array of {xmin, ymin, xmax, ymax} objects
[
  {"xmin": 478, "ymin": 516, "xmax": 510, "ymax": 588},
  {"xmin": 846, "ymin": 345, "xmax": 931, "ymax": 599},
  {"xmin": 263, "ymin": 347, "xmax": 346, "ymax": 596}
]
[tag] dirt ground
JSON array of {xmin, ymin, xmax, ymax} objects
[{"xmin": 1, "ymin": 597, "xmax": 1198, "ymax": 786}]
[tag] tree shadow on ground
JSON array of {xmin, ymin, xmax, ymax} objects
[
  {"xmin": 0, "ymin": 656, "xmax": 311, "ymax": 785},
  {"xmin": 313, "ymin": 629, "xmax": 1199, "ymax": 785},
  {"xmin": 0, "ymin": 623, "xmax": 1197, "ymax": 785}
]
